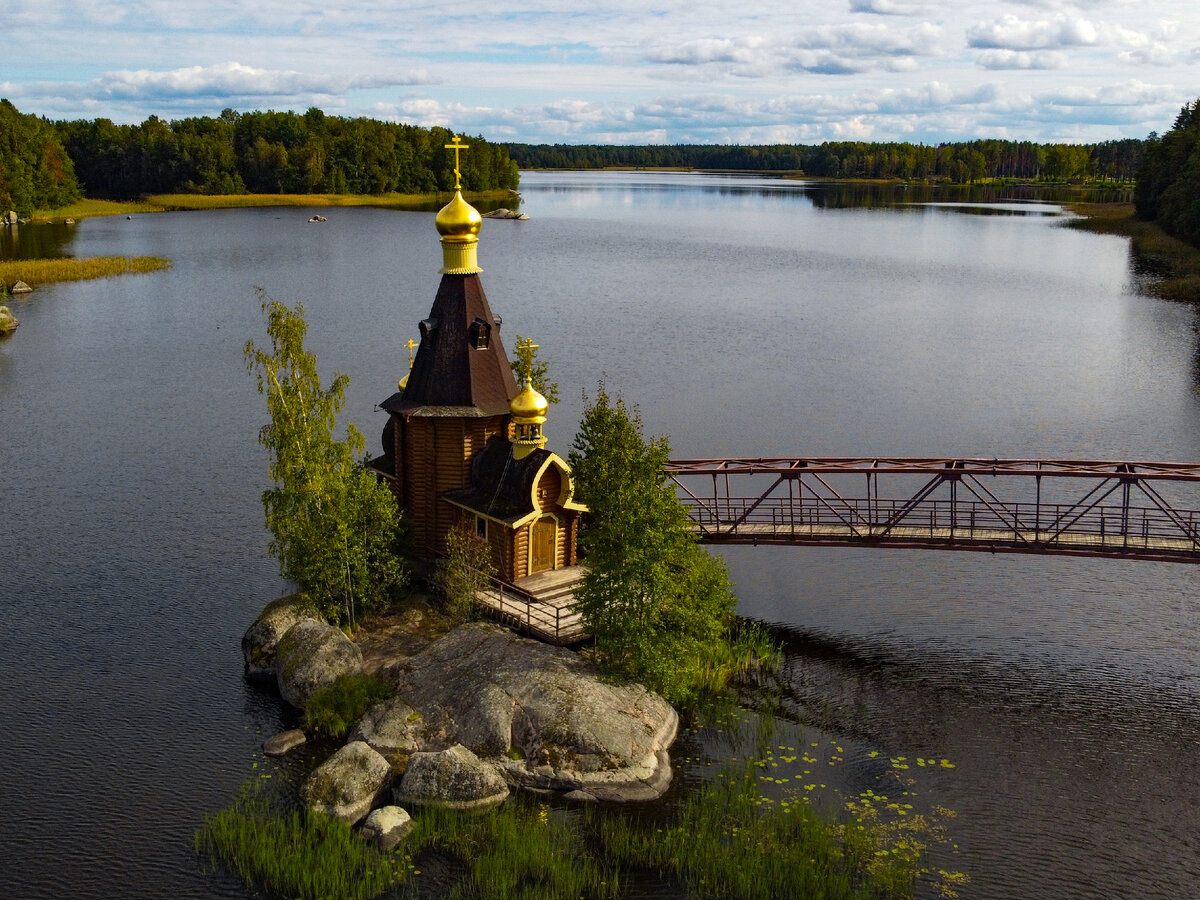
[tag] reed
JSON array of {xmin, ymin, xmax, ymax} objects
[
  {"xmin": 195, "ymin": 785, "xmax": 408, "ymax": 900},
  {"xmin": 30, "ymin": 198, "xmax": 162, "ymax": 221},
  {"xmin": 0, "ymin": 256, "xmax": 171, "ymax": 288},
  {"xmin": 410, "ymin": 800, "xmax": 622, "ymax": 899}
]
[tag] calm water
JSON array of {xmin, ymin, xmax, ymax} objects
[{"xmin": 2, "ymin": 171, "xmax": 1199, "ymax": 898}]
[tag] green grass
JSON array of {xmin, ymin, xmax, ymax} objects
[
  {"xmin": 0, "ymin": 256, "xmax": 171, "ymax": 288},
  {"xmin": 305, "ymin": 673, "xmax": 395, "ymax": 740},
  {"xmin": 1066, "ymin": 203, "xmax": 1200, "ymax": 302},
  {"xmin": 195, "ymin": 784, "xmax": 410, "ymax": 900}
]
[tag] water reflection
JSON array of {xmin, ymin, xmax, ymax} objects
[{"xmin": 0, "ymin": 220, "xmax": 76, "ymax": 260}]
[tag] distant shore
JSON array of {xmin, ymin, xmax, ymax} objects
[
  {"xmin": 1064, "ymin": 202, "xmax": 1200, "ymax": 303},
  {"xmin": 30, "ymin": 189, "xmax": 518, "ymax": 224}
]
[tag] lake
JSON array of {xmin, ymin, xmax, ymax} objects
[{"xmin": 2, "ymin": 171, "xmax": 1198, "ymax": 898}]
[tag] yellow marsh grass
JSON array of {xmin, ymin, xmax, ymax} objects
[
  {"xmin": 34, "ymin": 190, "xmax": 516, "ymax": 221},
  {"xmin": 1, "ymin": 256, "xmax": 171, "ymax": 288},
  {"xmin": 147, "ymin": 190, "xmax": 514, "ymax": 210}
]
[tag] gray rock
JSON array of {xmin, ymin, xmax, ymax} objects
[
  {"xmin": 263, "ymin": 728, "xmax": 307, "ymax": 756},
  {"xmin": 0, "ymin": 306, "xmax": 17, "ymax": 334},
  {"xmin": 9, "ymin": 281, "xmax": 32, "ymax": 294},
  {"xmin": 481, "ymin": 207, "xmax": 529, "ymax": 220},
  {"xmin": 393, "ymin": 622, "xmax": 678, "ymax": 801},
  {"xmin": 350, "ymin": 695, "xmax": 434, "ymax": 771},
  {"xmin": 395, "ymin": 744, "xmax": 509, "ymax": 809},
  {"xmin": 360, "ymin": 805, "xmax": 413, "ymax": 851},
  {"xmin": 242, "ymin": 595, "xmax": 323, "ymax": 680},
  {"xmin": 2, "ymin": 211, "xmax": 15, "ymax": 226},
  {"xmin": 302, "ymin": 741, "xmax": 393, "ymax": 824},
  {"xmin": 276, "ymin": 618, "xmax": 362, "ymax": 710}
]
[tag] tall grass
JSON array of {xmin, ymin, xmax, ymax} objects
[
  {"xmin": 0, "ymin": 256, "xmax": 171, "ymax": 288},
  {"xmin": 195, "ymin": 784, "xmax": 409, "ymax": 900},
  {"xmin": 410, "ymin": 800, "xmax": 622, "ymax": 900}
]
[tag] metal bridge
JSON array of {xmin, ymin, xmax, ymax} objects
[{"xmin": 666, "ymin": 457, "xmax": 1200, "ymax": 563}]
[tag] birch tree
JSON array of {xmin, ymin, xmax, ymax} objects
[{"xmin": 245, "ymin": 296, "xmax": 406, "ymax": 626}]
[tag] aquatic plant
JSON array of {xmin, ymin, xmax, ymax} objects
[
  {"xmin": 304, "ymin": 672, "xmax": 394, "ymax": 740},
  {"xmin": 195, "ymin": 784, "xmax": 408, "ymax": 900}
]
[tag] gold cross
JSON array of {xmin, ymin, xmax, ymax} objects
[
  {"xmin": 405, "ymin": 337, "xmax": 418, "ymax": 368},
  {"xmin": 517, "ymin": 337, "xmax": 539, "ymax": 355},
  {"xmin": 444, "ymin": 134, "xmax": 468, "ymax": 189}
]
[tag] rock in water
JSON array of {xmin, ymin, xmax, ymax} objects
[
  {"xmin": 242, "ymin": 595, "xmax": 323, "ymax": 680},
  {"xmin": 360, "ymin": 806, "xmax": 412, "ymax": 851},
  {"xmin": 275, "ymin": 618, "xmax": 362, "ymax": 710},
  {"xmin": 302, "ymin": 740, "xmax": 393, "ymax": 824}
]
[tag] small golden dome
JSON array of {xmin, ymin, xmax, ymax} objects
[
  {"xmin": 435, "ymin": 190, "xmax": 482, "ymax": 242},
  {"xmin": 510, "ymin": 382, "xmax": 549, "ymax": 424}
]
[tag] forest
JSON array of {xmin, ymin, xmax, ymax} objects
[
  {"xmin": 0, "ymin": 101, "xmax": 519, "ymax": 217},
  {"xmin": 506, "ymin": 138, "xmax": 1144, "ymax": 184},
  {"xmin": 5, "ymin": 96, "xmax": 1200, "ymax": 255},
  {"xmin": 1135, "ymin": 99, "xmax": 1200, "ymax": 250}
]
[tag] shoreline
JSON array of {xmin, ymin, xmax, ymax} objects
[{"xmin": 30, "ymin": 189, "xmax": 518, "ymax": 224}]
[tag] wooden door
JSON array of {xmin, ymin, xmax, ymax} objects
[{"xmin": 531, "ymin": 517, "xmax": 556, "ymax": 573}]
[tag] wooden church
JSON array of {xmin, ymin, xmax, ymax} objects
[{"xmin": 373, "ymin": 138, "xmax": 585, "ymax": 585}]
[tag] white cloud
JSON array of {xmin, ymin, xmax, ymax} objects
[
  {"xmin": 967, "ymin": 14, "xmax": 1099, "ymax": 50},
  {"xmin": 977, "ymin": 49, "xmax": 1067, "ymax": 69}
]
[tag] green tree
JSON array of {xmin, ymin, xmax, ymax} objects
[
  {"xmin": 433, "ymin": 521, "xmax": 496, "ymax": 623},
  {"xmin": 510, "ymin": 335, "xmax": 560, "ymax": 404},
  {"xmin": 245, "ymin": 296, "xmax": 406, "ymax": 627},
  {"xmin": 568, "ymin": 384, "xmax": 738, "ymax": 704}
]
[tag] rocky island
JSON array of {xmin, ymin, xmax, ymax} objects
[{"xmin": 243, "ymin": 596, "xmax": 678, "ymax": 843}]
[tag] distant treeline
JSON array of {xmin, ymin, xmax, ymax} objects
[
  {"xmin": 507, "ymin": 139, "xmax": 1144, "ymax": 184},
  {"xmin": 1135, "ymin": 99, "xmax": 1200, "ymax": 249},
  {"xmin": 0, "ymin": 100, "xmax": 520, "ymax": 216},
  {"xmin": 56, "ymin": 108, "xmax": 520, "ymax": 200}
]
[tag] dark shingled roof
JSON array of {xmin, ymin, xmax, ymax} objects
[
  {"xmin": 381, "ymin": 273, "xmax": 518, "ymax": 417},
  {"xmin": 443, "ymin": 436, "xmax": 556, "ymax": 524}
]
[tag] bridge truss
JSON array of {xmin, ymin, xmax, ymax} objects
[{"xmin": 665, "ymin": 457, "xmax": 1200, "ymax": 563}]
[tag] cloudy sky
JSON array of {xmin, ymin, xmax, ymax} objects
[{"xmin": 5, "ymin": 0, "xmax": 1198, "ymax": 145}]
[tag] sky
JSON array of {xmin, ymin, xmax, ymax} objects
[{"xmin": 5, "ymin": 0, "xmax": 1198, "ymax": 145}]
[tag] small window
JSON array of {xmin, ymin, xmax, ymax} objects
[
  {"xmin": 468, "ymin": 318, "xmax": 491, "ymax": 350},
  {"xmin": 476, "ymin": 516, "xmax": 488, "ymax": 539}
]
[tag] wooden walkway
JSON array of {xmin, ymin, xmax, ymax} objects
[
  {"xmin": 475, "ymin": 566, "xmax": 588, "ymax": 645},
  {"xmin": 667, "ymin": 456, "xmax": 1200, "ymax": 563}
]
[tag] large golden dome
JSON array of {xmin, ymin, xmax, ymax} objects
[
  {"xmin": 435, "ymin": 190, "xmax": 482, "ymax": 243},
  {"xmin": 510, "ymin": 381, "xmax": 549, "ymax": 424}
]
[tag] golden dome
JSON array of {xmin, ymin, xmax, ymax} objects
[
  {"xmin": 435, "ymin": 190, "xmax": 482, "ymax": 243},
  {"xmin": 510, "ymin": 381, "xmax": 549, "ymax": 424}
]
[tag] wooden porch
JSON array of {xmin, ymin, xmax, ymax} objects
[{"xmin": 474, "ymin": 565, "xmax": 588, "ymax": 645}]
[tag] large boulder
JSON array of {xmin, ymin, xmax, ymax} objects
[
  {"xmin": 394, "ymin": 744, "xmax": 509, "ymax": 809},
  {"xmin": 349, "ymin": 695, "xmax": 434, "ymax": 772},
  {"xmin": 0, "ymin": 306, "xmax": 17, "ymax": 334},
  {"xmin": 392, "ymin": 622, "xmax": 678, "ymax": 801},
  {"xmin": 275, "ymin": 618, "xmax": 362, "ymax": 710},
  {"xmin": 302, "ymin": 740, "xmax": 393, "ymax": 824},
  {"xmin": 242, "ymin": 595, "xmax": 323, "ymax": 680}
]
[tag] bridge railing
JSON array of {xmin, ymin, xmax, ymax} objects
[
  {"xmin": 683, "ymin": 496, "xmax": 1200, "ymax": 552},
  {"xmin": 667, "ymin": 456, "xmax": 1200, "ymax": 561}
]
